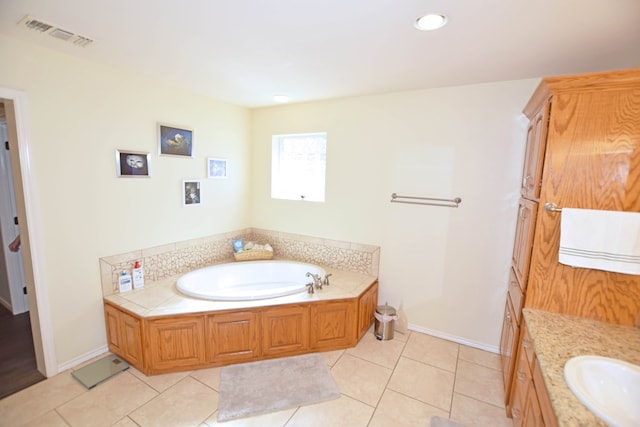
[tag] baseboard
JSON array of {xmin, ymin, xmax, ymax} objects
[
  {"xmin": 57, "ymin": 345, "xmax": 110, "ymax": 373},
  {"xmin": 407, "ymin": 323, "xmax": 500, "ymax": 354},
  {"xmin": 0, "ymin": 297, "xmax": 12, "ymax": 312}
]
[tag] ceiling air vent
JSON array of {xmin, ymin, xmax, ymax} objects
[{"xmin": 18, "ymin": 15, "xmax": 94, "ymax": 47}]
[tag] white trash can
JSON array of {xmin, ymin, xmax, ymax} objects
[{"xmin": 374, "ymin": 304, "xmax": 398, "ymax": 340}]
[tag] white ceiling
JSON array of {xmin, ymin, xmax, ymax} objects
[{"xmin": 1, "ymin": 0, "xmax": 639, "ymax": 107}]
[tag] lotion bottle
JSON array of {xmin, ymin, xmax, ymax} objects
[
  {"xmin": 132, "ymin": 261, "xmax": 145, "ymax": 289},
  {"xmin": 118, "ymin": 270, "xmax": 132, "ymax": 293}
]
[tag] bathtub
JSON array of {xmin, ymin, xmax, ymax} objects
[{"xmin": 176, "ymin": 260, "xmax": 326, "ymax": 301}]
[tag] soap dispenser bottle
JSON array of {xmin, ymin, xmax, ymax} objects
[
  {"xmin": 132, "ymin": 261, "xmax": 144, "ymax": 289},
  {"xmin": 118, "ymin": 270, "xmax": 132, "ymax": 293}
]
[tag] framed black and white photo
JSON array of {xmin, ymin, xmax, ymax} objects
[
  {"xmin": 183, "ymin": 180, "xmax": 201, "ymax": 206},
  {"xmin": 207, "ymin": 157, "xmax": 228, "ymax": 179},
  {"xmin": 115, "ymin": 150, "xmax": 151, "ymax": 177},
  {"xmin": 158, "ymin": 124, "xmax": 193, "ymax": 157}
]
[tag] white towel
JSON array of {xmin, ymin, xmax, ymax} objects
[{"xmin": 559, "ymin": 208, "xmax": 640, "ymax": 275}]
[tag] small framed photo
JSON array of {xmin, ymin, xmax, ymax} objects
[
  {"xmin": 207, "ymin": 157, "xmax": 228, "ymax": 179},
  {"xmin": 115, "ymin": 150, "xmax": 151, "ymax": 177},
  {"xmin": 158, "ymin": 124, "xmax": 193, "ymax": 157},
  {"xmin": 183, "ymin": 180, "xmax": 201, "ymax": 206}
]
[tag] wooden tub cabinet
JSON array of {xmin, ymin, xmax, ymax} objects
[{"xmin": 104, "ymin": 281, "xmax": 378, "ymax": 375}]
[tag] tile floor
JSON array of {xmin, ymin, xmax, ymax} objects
[{"xmin": 0, "ymin": 329, "xmax": 513, "ymax": 427}]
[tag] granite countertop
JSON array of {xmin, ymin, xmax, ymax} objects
[
  {"xmin": 523, "ymin": 308, "xmax": 640, "ymax": 427},
  {"xmin": 104, "ymin": 264, "xmax": 377, "ymax": 318}
]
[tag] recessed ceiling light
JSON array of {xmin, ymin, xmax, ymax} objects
[
  {"xmin": 415, "ymin": 14, "xmax": 447, "ymax": 31},
  {"xmin": 273, "ymin": 95, "xmax": 290, "ymax": 103}
]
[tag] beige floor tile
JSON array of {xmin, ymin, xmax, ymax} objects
[
  {"xmin": 387, "ymin": 357, "xmax": 455, "ymax": 411},
  {"xmin": 20, "ymin": 410, "xmax": 70, "ymax": 427},
  {"xmin": 56, "ymin": 372, "xmax": 157, "ymax": 427},
  {"xmin": 368, "ymin": 389, "xmax": 449, "ymax": 427},
  {"xmin": 454, "ymin": 359, "xmax": 505, "ymax": 408},
  {"xmin": 320, "ymin": 349, "xmax": 345, "ymax": 367},
  {"xmin": 129, "ymin": 376, "xmax": 218, "ymax": 427},
  {"xmin": 458, "ymin": 346, "xmax": 501, "ymax": 371},
  {"xmin": 203, "ymin": 408, "xmax": 295, "ymax": 426},
  {"xmin": 129, "ymin": 367, "xmax": 192, "ymax": 393},
  {"xmin": 402, "ymin": 333, "xmax": 459, "ymax": 372},
  {"xmin": 190, "ymin": 366, "xmax": 223, "ymax": 391},
  {"xmin": 346, "ymin": 330, "xmax": 405, "ymax": 369},
  {"xmin": 0, "ymin": 372, "xmax": 87, "ymax": 426},
  {"xmin": 112, "ymin": 416, "xmax": 140, "ymax": 426},
  {"xmin": 285, "ymin": 394, "xmax": 374, "ymax": 427},
  {"xmin": 450, "ymin": 393, "xmax": 512, "ymax": 427},
  {"xmin": 331, "ymin": 353, "xmax": 392, "ymax": 406}
]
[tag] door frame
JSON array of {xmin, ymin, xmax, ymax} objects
[{"xmin": 1, "ymin": 87, "xmax": 57, "ymax": 377}]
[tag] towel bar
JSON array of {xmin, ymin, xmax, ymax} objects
[{"xmin": 390, "ymin": 193, "xmax": 462, "ymax": 208}]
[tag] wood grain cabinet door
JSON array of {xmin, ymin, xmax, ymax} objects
[
  {"xmin": 310, "ymin": 300, "xmax": 357, "ymax": 350},
  {"xmin": 521, "ymin": 100, "xmax": 550, "ymax": 200},
  {"xmin": 104, "ymin": 304, "xmax": 144, "ymax": 370},
  {"xmin": 207, "ymin": 311, "xmax": 260, "ymax": 363},
  {"xmin": 499, "ymin": 298, "xmax": 520, "ymax": 404},
  {"xmin": 357, "ymin": 281, "xmax": 378, "ymax": 339},
  {"xmin": 512, "ymin": 198, "xmax": 538, "ymax": 290},
  {"xmin": 262, "ymin": 305, "xmax": 310, "ymax": 357},
  {"xmin": 146, "ymin": 315, "xmax": 206, "ymax": 373}
]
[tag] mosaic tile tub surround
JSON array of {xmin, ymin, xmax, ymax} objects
[{"xmin": 100, "ymin": 228, "xmax": 380, "ymax": 296}]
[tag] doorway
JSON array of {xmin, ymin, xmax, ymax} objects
[{"xmin": 0, "ymin": 89, "xmax": 57, "ymax": 388}]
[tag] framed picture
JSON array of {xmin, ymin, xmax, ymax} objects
[
  {"xmin": 207, "ymin": 157, "xmax": 228, "ymax": 179},
  {"xmin": 115, "ymin": 150, "xmax": 151, "ymax": 177},
  {"xmin": 183, "ymin": 180, "xmax": 201, "ymax": 206},
  {"xmin": 158, "ymin": 124, "xmax": 193, "ymax": 157}
]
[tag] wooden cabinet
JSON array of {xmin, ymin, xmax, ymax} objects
[
  {"xmin": 104, "ymin": 280, "xmax": 378, "ymax": 375},
  {"xmin": 509, "ymin": 323, "xmax": 557, "ymax": 427},
  {"xmin": 357, "ymin": 281, "xmax": 378, "ymax": 339},
  {"xmin": 104, "ymin": 303, "xmax": 144, "ymax": 371},
  {"xmin": 310, "ymin": 300, "xmax": 357, "ymax": 350},
  {"xmin": 262, "ymin": 304, "xmax": 310, "ymax": 356},
  {"xmin": 206, "ymin": 310, "xmax": 261, "ymax": 363},
  {"xmin": 503, "ymin": 69, "xmax": 640, "ymax": 425}
]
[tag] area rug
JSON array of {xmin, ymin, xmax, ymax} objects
[{"xmin": 217, "ymin": 353, "xmax": 340, "ymax": 422}]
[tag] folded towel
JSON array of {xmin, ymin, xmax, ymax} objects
[{"xmin": 559, "ymin": 208, "xmax": 640, "ymax": 275}]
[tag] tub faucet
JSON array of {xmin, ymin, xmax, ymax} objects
[
  {"xmin": 306, "ymin": 272, "xmax": 323, "ymax": 289},
  {"xmin": 306, "ymin": 282, "xmax": 315, "ymax": 294},
  {"xmin": 322, "ymin": 273, "xmax": 332, "ymax": 287}
]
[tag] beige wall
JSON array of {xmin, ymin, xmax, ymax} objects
[
  {"xmin": 0, "ymin": 35, "xmax": 251, "ymax": 365},
  {"xmin": 0, "ymin": 31, "xmax": 541, "ymax": 365},
  {"xmin": 250, "ymin": 80, "xmax": 539, "ymax": 348}
]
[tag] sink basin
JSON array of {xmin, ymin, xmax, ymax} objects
[{"xmin": 564, "ymin": 355, "xmax": 640, "ymax": 427}]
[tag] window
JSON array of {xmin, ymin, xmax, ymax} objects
[{"xmin": 271, "ymin": 132, "xmax": 327, "ymax": 202}]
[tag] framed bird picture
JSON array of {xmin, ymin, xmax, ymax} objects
[{"xmin": 158, "ymin": 124, "xmax": 193, "ymax": 157}]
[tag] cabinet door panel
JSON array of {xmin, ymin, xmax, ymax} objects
[
  {"xmin": 207, "ymin": 311, "xmax": 260, "ymax": 363},
  {"xmin": 146, "ymin": 316, "xmax": 206, "ymax": 372},
  {"xmin": 121, "ymin": 312, "xmax": 143, "ymax": 366},
  {"xmin": 500, "ymin": 298, "xmax": 520, "ymax": 403},
  {"xmin": 512, "ymin": 198, "xmax": 538, "ymax": 290},
  {"xmin": 521, "ymin": 100, "xmax": 550, "ymax": 200},
  {"xmin": 357, "ymin": 282, "xmax": 378, "ymax": 339},
  {"xmin": 310, "ymin": 300, "xmax": 356, "ymax": 350},
  {"xmin": 104, "ymin": 304, "xmax": 124, "ymax": 354},
  {"xmin": 262, "ymin": 305, "xmax": 309, "ymax": 356}
]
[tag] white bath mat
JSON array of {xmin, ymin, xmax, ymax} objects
[{"xmin": 217, "ymin": 353, "xmax": 340, "ymax": 422}]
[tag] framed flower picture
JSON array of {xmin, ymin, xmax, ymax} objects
[
  {"xmin": 207, "ymin": 157, "xmax": 228, "ymax": 179},
  {"xmin": 183, "ymin": 180, "xmax": 201, "ymax": 206}
]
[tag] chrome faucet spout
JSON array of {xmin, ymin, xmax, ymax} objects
[{"xmin": 306, "ymin": 272, "xmax": 323, "ymax": 289}]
